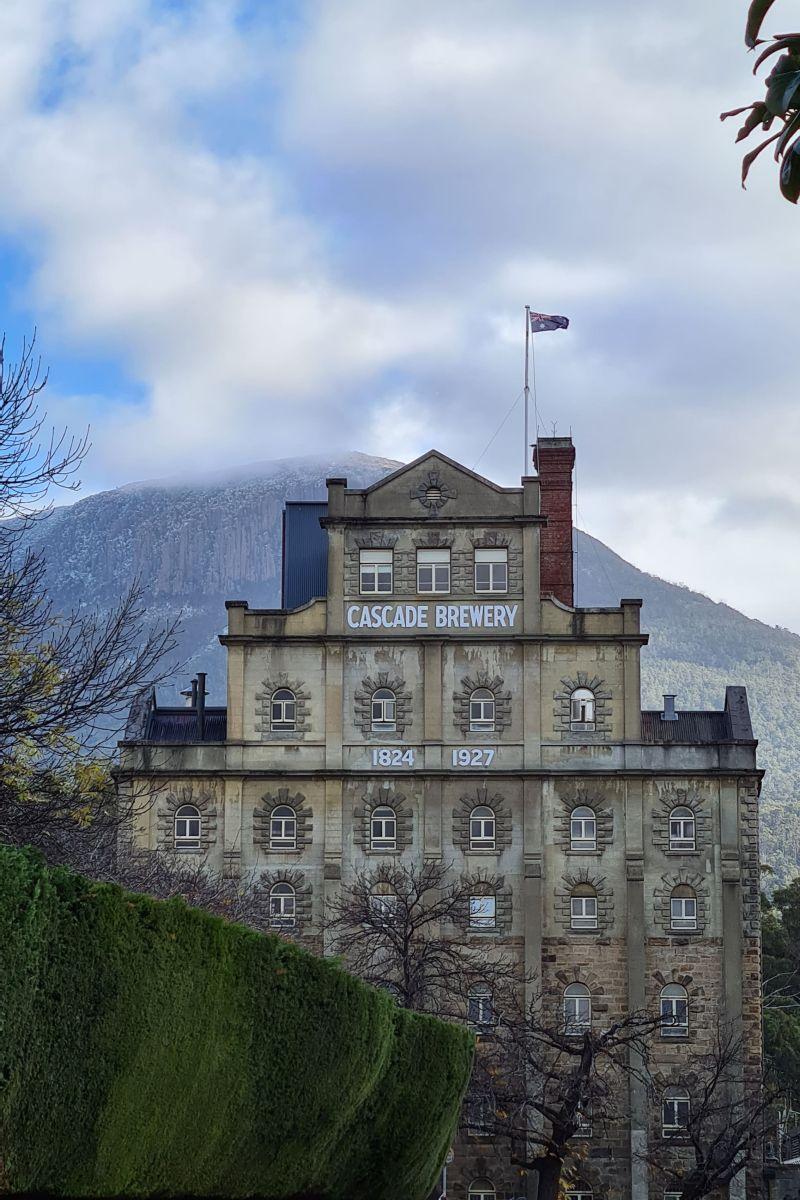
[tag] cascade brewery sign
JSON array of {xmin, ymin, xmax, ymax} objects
[{"xmin": 346, "ymin": 602, "xmax": 519, "ymax": 630}]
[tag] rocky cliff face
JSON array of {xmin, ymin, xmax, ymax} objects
[{"xmin": 20, "ymin": 449, "xmax": 800, "ymax": 877}]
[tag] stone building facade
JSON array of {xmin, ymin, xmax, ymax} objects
[{"xmin": 117, "ymin": 440, "xmax": 763, "ymax": 1200}]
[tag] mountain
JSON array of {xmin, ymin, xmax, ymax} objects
[{"xmin": 21, "ymin": 451, "xmax": 800, "ymax": 881}]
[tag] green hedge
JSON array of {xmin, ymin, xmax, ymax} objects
[{"xmin": 0, "ymin": 845, "xmax": 473, "ymax": 1199}]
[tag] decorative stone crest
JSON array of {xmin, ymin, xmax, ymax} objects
[
  {"xmin": 652, "ymin": 785, "xmax": 711, "ymax": 853},
  {"xmin": 653, "ymin": 869, "xmax": 708, "ymax": 935},
  {"xmin": 353, "ymin": 531, "xmax": 398, "ymax": 549},
  {"xmin": 553, "ymin": 673, "xmax": 612, "ymax": 740},
  {"xmin": 452, "ymin": 787, "xmax": 513, "ymax": 852},
  {"xmin": 353, "ymin": 785, "xmax": 414, "ymax": 853},
  {"xmin": 409, "ymin": 469, "xmax": 457, "ymax": 517},
  {"xmin": 156, "ymin": 784, "xmax": 218, "ymax": 854},
  {"xmin": 254, "ymin": 867, "xmax": 313, "ymax": 931},
  {"xmin": 453, "ymin": 670, "xmax": 512, "ymax": 737},
  {"xmin": 255, "ymin": 673, "xmax": 311, "ymax": 739},
  {"xmin": 554, "ymin": 791, "xmax": 614, "ymax": 852},
  {"xmin": 554, "ymin": 867, "xmax": 614, "ymax": 934},
  {"xmin": 412, "ymin": 531, "xmax": 454, "ymax": 548},
  {"xmin": 354, "ymin": 672, "xmax": 413, "ymax": 737},
  {"xmin": 253, "ymin": 787, "xmax": 313, "ymax": 853}
]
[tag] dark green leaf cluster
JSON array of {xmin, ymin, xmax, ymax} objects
[
  {"xmin": 762, "ymin": 879, "xmax": 800, "ymax": 1098},
  {"xmin": 0, "ymin": 844, "xmax": 473, "ymax": 1199},
  {"xmin": 721, "ymin": 1, "xmax": 800, "ymax": 201}
]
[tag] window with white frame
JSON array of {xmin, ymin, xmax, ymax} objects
[
  {"xmin": 469, "ymin": 893, "xmax": 497, "ymax": 929},
  {"xmin": 469, "ymin": 688, "xmax": 496, "ymax": 732},
  {"xmin": 669, "ymin": 806, "xmax": 696, "ymax": 851},
  {"xmin": 369, "ymin": 885, "xmax": 400, "ymax": 924},
  {"xmin": 370, "ymin": 805, "xmax": 397, "ymax": 850},
  {"xmin": 664, "ymin": 1193, "xmax": 683, "ymax": 1200},
  {"xmin": 269, "ymin": 804, "xmax": 297, "ymax": 850},
  {"xmin": 269, "ymin": 882, "xmax": 296, "ymax": 927},
  {"xmin": 270, "ymin": 687, "xmax": 296, "ymax": 731},
  {"xmin": 371, "ymin": 687, "xmax": 397, "ymax": 732},
  {"xmin": 566, "ymin": 1189, "xmax": 593, "ymax": 1200},
  {"xmin": 174, "ymin": 804, "xmax": 201, "ymax": 850},
  {"xmin": 469, "ymin": 806, "xmax": 496, "ymax": 851},
  {"xmin": 570, "ymin": 886, "xmax": 598, "ymax": 930},
  {"xmin": 570, "ymin": 806, "xmax": 597, "ymax": 851},
  {"xmin": 564, "ymin": 982, "xmax": 592, "ymax": 1035},
  {"xmin": 575, "ymin": 1104, "xmax": 593, "ymax": 1137},
  {"xmin": 662, "ymin": 1087, "xmax": 690, "ymax": 1136},
  {"xmin": 670, "ymin": 886, "xmax": 698, "ymax": 931},
  {"xmin": 474, "ymin": 548, "xmax": 508, "ymax": 594},
  {"xmin": 468, "ymin": 986, "xmax": 494, "ymax": 1029},
  {"xmin": 660, "ymin": 983, "xmax": 689, "ymax": 1038},
  {"xmin": 359, "ymin": 549, "xmax": 393, "ymax": 594},
  {"xmin": 468, "ymin": 1181, "xmax": 496, "ymax": 1200},
  {"xmin": 570, "ymin": 687, "xmax": 596, "ymax": 730},
  {"xmin": 416, "ymin": 547, "xmax": 450, "ymax": 593}
]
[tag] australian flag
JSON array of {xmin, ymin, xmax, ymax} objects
[{"xmin": 529, "ymin": 311, "xmax": 569, "ymax": 333}]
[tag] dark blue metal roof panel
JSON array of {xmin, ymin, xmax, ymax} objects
[
  {"xmin": 144, "ymin": 708, "xmax": 227, "ymax": 742},
  {"xmin": 282, "ymin": 501, "xmax": 328, "ymax": 609},
  {"xmin": 641, "ymin": 710, "xmax": 733, "ymax": 744}
]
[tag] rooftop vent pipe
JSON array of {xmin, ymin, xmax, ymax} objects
[
  {"xmin": 196, "ymin": 672, "xmax": 207, "ymax": 740},
  {"xmin": 662, "ymin": 694, "xmax": 678, "ymax": 721},
  {"xmin": 180, "ymin": 678, "xmax": 198, "ymax": 708}
]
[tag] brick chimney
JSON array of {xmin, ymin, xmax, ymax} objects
[{"xmin": 533, "ymin": 436, "xmax": 575, "ymax": 607}]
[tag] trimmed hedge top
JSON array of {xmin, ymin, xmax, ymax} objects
[{"xmin": 0, "ymin": 845, "xmax": 473, "ymax": 1199}]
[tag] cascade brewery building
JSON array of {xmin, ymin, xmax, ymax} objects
[{"xmin": 118, "ymin": 441, "xmax": 763, "ymax": 1199}]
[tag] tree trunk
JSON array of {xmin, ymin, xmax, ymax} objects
[{"xmin": 533, "ymin": 1157, "xmax": 563, "ymax": 1200}]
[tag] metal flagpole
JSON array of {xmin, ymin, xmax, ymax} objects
[{"xmin": 523, "ymin": 305, "xmax": 530, "ymax": 476}]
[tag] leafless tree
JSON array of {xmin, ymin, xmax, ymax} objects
[
  {"xmin": 468, "ymin": 985, "xmax": 661, "ymax": 1200},
  {"xmin": 322, "ymin": 859, "xmax": 520, "ymax": 1017},
  {"xmin": 638, "ymin": 1022, "xmax": 778, "ymax": 1200},
  {"xmin": 0, "ymin": 332, "xmax": 179, "ymax": 857}
]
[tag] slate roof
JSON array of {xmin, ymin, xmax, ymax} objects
[{"xmin": 143, "ymin": 707, "xmax": 227, "ymax": 743}]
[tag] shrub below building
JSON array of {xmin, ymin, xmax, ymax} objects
[{"xmin": 0, "ymin": 844, "xmax": 472, "ymax": 1199}]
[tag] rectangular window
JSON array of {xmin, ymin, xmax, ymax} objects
[
  {"xmin": 575, "ymin": 1106, "xmax": 593, "ymax": 1137},
  {"xmin": 670, "ymin": 897, "xmax": 697, "ymax": 930},
  {"xmin": 469, "ymin": 895, "xmax": 497, "ymax": 929},
  {"xmin": 570, "ymin": 896, "xmax": 598, "ymax": 930},
  {"xmin": 468, "ymin": 992, "xmax": 494, "ymax": 1027},
  {"xmin": 360, "ymin": 549, "xmax": 393, "ymax": 594},
  {"xmin": 662, "ymin": 1096, "xmax": 690, "ymax": 1134},
  {"xmin": 474, "ymin": 547, "xmax": 508, "ymax": 593},
  {"xmin": 417, "ymin": 548, "xmax": 450, "ymax": 593}
]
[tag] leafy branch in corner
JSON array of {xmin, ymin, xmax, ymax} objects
[{"xmin": 721, "ymin": 0, "xmax": 800, "ymax": 201}]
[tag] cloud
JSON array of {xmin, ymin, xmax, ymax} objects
[{"xmin": 0, "ymin": 0, "xmax": 798, "ymax": 627}]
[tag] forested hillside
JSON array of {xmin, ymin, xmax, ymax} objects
[{"xmin": 16, "ymin": 452, "xmax": 800, "ymax": 880}]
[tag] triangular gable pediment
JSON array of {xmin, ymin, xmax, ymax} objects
[{"xmin": 349, "ymin": 450, "xmax": 522, "ymax": 521}]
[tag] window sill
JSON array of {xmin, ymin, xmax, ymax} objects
[{"xmin": 264, "ymin": 848, "xmax": 303, "ymax": 855}]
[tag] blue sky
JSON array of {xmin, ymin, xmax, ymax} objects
[{"xmin": 1, "ymin": 0, "xmax": 799, "ymax": 628}]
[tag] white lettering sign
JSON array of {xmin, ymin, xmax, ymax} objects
[{"xmin": 346, "ymin": 602, "xmax": 518, "ymax": 631}]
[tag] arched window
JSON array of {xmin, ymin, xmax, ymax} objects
[
  {"xmin": 269, "ymin": 882, "xmax": 296, "ymax": 927},
  {"xmin": 468, "ymin": 1181, "xmax": 496, "ymax": 1200},
  {"xmin": 469, "ymin": 890, "xmax": 497, "ymax": 929},
  {"xmin": 564, "ymin": 983, "xmax": 592, "ymax": 1035},
  {"xmin": 270, "ymin": 804, "xmax": 297, "ymax": 850},
  {"xmin": 570, "ymin": 687, "xmax": 596, "ymax": 730},
  {"xmin": 570, "ymin": 884, "xmax": 598, "ymax": 930},
  {"xmin": 371, "ymin": 688, "xmax": 397, "ymax": 731},
  {"xmin": 271, "ymin": 688, "xmax": 296, "ymax": 731},
  {"xmin": 174, "ymin": 804, "xmax": 201, "ymax": 850},
  {"xmin": 662, "ymin": 1087, "xmax": 690, "ymax": 1135},
  {"xmin": 469, "ymin": 688, "xmax": 496, "ymax": 731},
  {"xmin": 670, "ymin": 885, "xmax": 697, "ymax": 931},
  {"xmin": 669, "ymin": 806, "xmax": 696, "ymax": 851},
  {"xmin": 370, "ymin": 805, "xmax": 397, "ymax": 850},
  {"xmin": 469, "ymin": 805, "xmax": 496, "ymax": 851},
  {"xmin": 468, "ymin": 985, "xmax": 494, "ymax": 1029},
  {"xmin": 660, "ymin": 983, "xmax": 689, "ymax": 1038},
  {"xmin": 369, "ymin": 882, "xmax": 400, "ymax": 923},
  {"xmin": 570, "ymin": 805, "xmax": 597, "ymax": 851}
]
